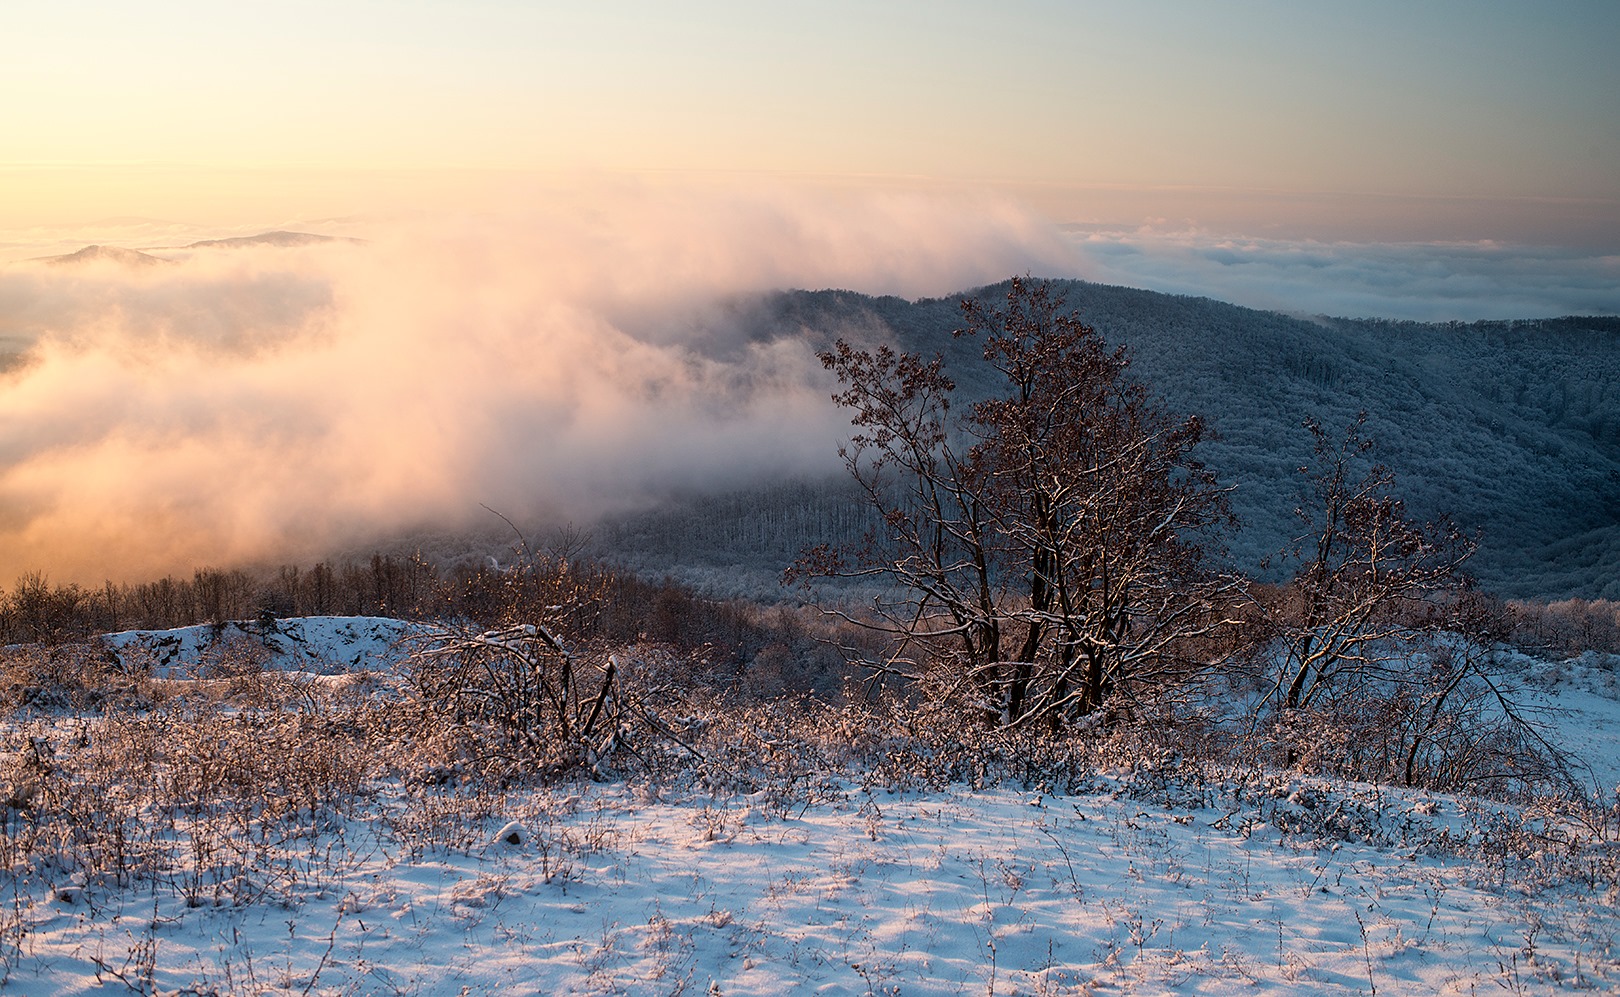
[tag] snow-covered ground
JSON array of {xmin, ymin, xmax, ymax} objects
[
  {"xmin": 0, "ymin": 622, "xmax": 1614, "ymax": 995},
  {"xmin": 101, "ymin": 616, "xmax": 416, "ymax": 676},
  {"xmin": 11, "ymin": 780, "xmax": 1615, "ymax": 996}
]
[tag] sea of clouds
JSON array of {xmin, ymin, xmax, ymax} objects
[
  {"xmin": 2, "ymin": 182, "xmax": 1615, "ymax": 584},
  {"xmin": 0, "ymin": 184, "xmax": 1081, "ymax": 582},
  {"xmin": 1067, "ymin": 226, "xmax": 1620, "ymax": 322}
]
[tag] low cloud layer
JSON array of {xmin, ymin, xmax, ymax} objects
[
  {"xmin": 1067, "ymin": 227, "xmax": 1620, "ymax": 321},
  {"xmin": 0, "ymin": 184, "xmax": 1081, "ymax": 583},
  {"xmin": 6, "ymin": 184, "xmax": 1614, "ymax": 585}
]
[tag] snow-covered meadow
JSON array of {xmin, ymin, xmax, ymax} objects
[{"xmin": 0, "ymin": 619, "xmax": 1615, "ymax": 995}]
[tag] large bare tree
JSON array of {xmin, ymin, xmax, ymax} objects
[{"xmin": 797, "ymin": 277, "xmax": 1241, "ymax": 729}]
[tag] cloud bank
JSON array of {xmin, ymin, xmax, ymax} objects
[
  {"xmin": 7, "ymin": 180, "xmax": 1613, "ymax": 586},
  {"xmin": 0, "ymin": 184, "xmax": 1082, "ymax": 583},
  {"xmin": 1067, "ymin": 227, "xmax": 1620, "ymax": 322}
]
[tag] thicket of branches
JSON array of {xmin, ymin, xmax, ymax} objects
[
  {"xmin": 0, "ymin": 555, "xmax": 859, "ymax": 707},
  {"xmin": 1509, "ymin": 597, "xmax": 1620, "ymax": 657}
]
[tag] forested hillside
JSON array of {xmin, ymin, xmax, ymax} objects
[{"xmin": 602, "ymin": 280, "xmax": 1620, "ymax": 599}]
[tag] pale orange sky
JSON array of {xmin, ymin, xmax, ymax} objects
[{"xmin": 4, "ymin": 1, "xmax": 1618, "ymax": 249}]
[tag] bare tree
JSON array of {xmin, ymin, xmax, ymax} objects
[
  {"xmin": 1271, "ymin": 414, "xmax": 1475, "ymax": 712},
  {"xmin": 1260, "ymin": 416, "xmax": 1572, "ymax": 792},
  {"xmin": 796, "ymin": 277, "xmax": 1241, "ymax": 729}
]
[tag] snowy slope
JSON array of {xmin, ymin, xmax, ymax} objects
[
  {"xmin": 1514, "ymin": 650, "xmax": 1620, "ymax": 797},
  {"xmin": 100, "ymin": 616, "xmax": 416, "ymax": 676}
]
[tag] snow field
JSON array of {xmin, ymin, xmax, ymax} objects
[{"xmin": 3, "ymin": 772, "xmax": 1615, "ymax": 995}]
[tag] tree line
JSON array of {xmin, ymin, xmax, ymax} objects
[{"xmin": 0, "ymin": 555, "xmax": 858, "ymax": 695}]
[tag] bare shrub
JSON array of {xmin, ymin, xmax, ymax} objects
[
  {"xmin": 0, "ymin": 642, "xmax": 151, "ymax": 715},
  {"xmin": 1246, "ymin": 417, "xmax": 1570, "ymax": 796},
  {"xmin": 1246, "ymin": 637, "xmax": 1576, "ymax": 799},
  {"xmin": 407, "ymin": 622, "xmax": 625, "ymax": 781}
]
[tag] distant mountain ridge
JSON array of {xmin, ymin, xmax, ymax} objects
[
  {"xmin": 20, "ymin": 231, "xmax": 353, "ymax": 266},
  {"xmin": 3, "ymin": 240, "xmax": 1614, "ymax": 598},
  {"xmin": 602, "ymin": 280, "xmax": 1620, "ymax": 600},
  {"xmin": 184, "ymin": 231, "xmax": 357, "ymax": 249}
]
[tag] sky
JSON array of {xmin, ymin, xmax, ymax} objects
[
  {"xmin": 1, "ymin": 1, "xmax": 1618, "ymax": 583},
  {"xmin": 3, "ymin": 0, "xmax": 1617, "ymax": 248}
]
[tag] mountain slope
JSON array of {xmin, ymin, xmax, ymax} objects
[{"xmin": 605, "ymin": 281, "xmax": 1620, "ymax": 599}]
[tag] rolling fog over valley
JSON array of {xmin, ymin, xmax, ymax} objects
[
  {"xmin": 0, "ymin": 193, "xmax": 1080, "ymax": 584},
  {"xmin": 2, "ymin": 207, "xmax": 1618, "ymax": 600}
]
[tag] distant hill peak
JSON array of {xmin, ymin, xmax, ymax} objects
[{"xmin": 41, "ymin": 244, "xmax": 170, "ymax": 267}]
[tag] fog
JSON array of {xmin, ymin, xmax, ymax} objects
[
  {"xmin": 7, "ymin": 180, "xmax": 1614, "ymax": 586},
  {"xmin": 1067, "ymin": 226, "xmax": 1620, "ymax": 322},
  {"xmin": 0, "ymin": 184, "xmax": 1082, "ymax": 583}
]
